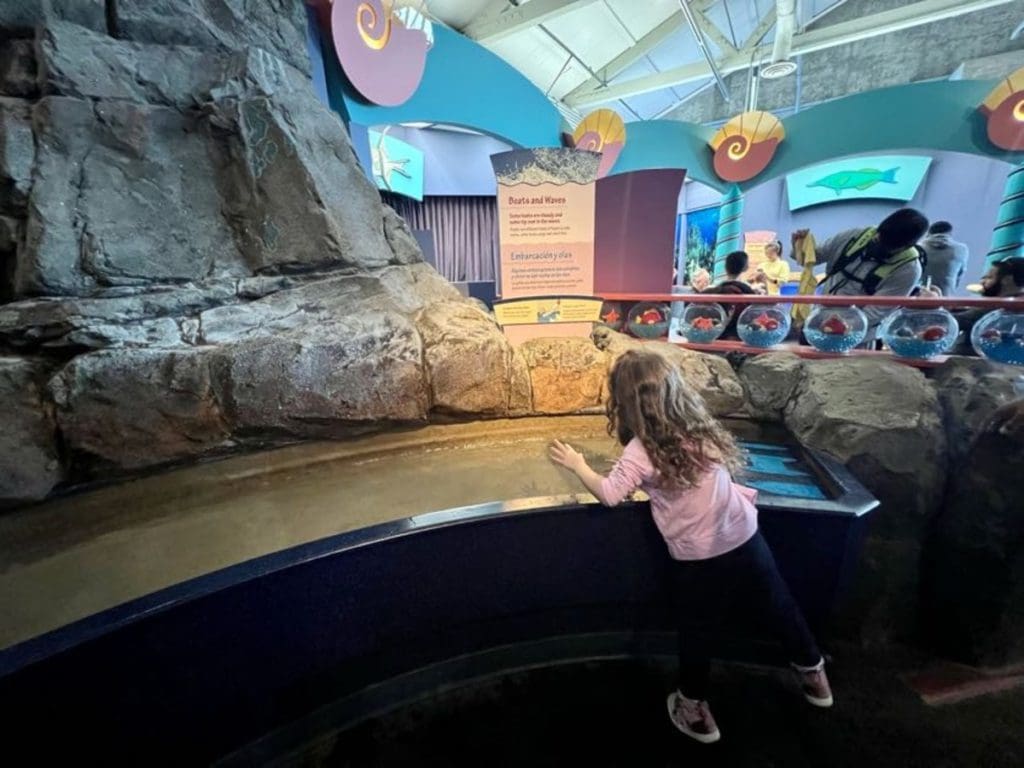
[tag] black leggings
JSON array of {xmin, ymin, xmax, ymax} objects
[{"xmin": 671, "ymin": 530, "xmax": 821, "ymax": 700}]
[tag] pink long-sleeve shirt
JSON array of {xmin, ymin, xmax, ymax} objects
[{"xmin": 598, "ymin": 437, "xmax": 759, "ymax": 561}]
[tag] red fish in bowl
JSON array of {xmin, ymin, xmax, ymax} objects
[
  {"xmin": 639, "ymin": 308, "xmax": 664, "ymax": 325},
  {"xmin": 749, "ymin": 312, "xmax": 780, "ymax": 332},
  {"xmin": 820, "ymin": 315, "xmax": 849, "ymax": 335}
]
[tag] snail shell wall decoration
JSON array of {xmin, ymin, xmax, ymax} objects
[
  {"xmin": 980, "ymin": 66, "xmax": 1024, "ymax": 151},
  {"xmin": 569, "ymin": 109, "xmax": 627, "ymax": 178},
  {"xmin": 708, "ymin": 110, "xmax": 785, "ymax": 183},
  {"xmin": 330, "ymin": 0, "xmax": 434, "ymax": 107}
]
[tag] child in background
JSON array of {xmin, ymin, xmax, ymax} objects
[
  {"xmin": 756, "ymin": 240, "xmax": 791, "ymax": 295},
  {"xmin": 549, "ymin": 350, "xmax": 832, "ymax": 745}
]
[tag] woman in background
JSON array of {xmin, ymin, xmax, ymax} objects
[{"xmin": 756, "ymin": 240, "xmax": 791, "ymax": 296}]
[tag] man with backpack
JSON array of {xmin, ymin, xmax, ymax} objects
[{"xmin": 792, "ymin": 208, "xmax": 930, "ymax": 334}]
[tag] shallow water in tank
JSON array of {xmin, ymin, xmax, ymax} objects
[{"xmin": 0, "ymin": 416, "xmax": 798, "ymax": 649}]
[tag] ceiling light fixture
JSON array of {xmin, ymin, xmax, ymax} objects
[{"xmin": 760, "ymin": 60, "xmax": 798, "ymax": 79}]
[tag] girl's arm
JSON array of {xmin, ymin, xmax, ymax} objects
[
  {"xmin": 549, "ymin": 440, "xmax": 607, "ymax": 500},
  {"xmin": 549, "ymin": 439, "xmax": 647, "ymax": 506}
]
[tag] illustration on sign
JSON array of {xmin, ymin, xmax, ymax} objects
[
  {"xmin": 368, "ymin": 127, "xmax": 424, "ymax": 200},
  {"xmin": 786, "ymin": 155, "xmax": 932, "ymax": 210},
  {"xmin": 493, "ymin": 297, "xmax": 604, "ymax": 327},
  {"xmin": 807, "ymin": 167, "xmax": 898, "ymax": 195}
]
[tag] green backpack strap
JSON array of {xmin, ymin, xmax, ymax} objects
[{"xmin": 865, "ymin": 247, "xmax": 923, "ymax": 293}]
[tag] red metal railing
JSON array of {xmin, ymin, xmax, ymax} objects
[
  {"xmin": 597, "ymin": 293, "xmax": 1024, "ymax": 368},
  {"xmin": 599, "ymin": 293, "xmax": 1023, "ymax": 310}
]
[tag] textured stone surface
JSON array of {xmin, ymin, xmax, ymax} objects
[
  {"xmin": 383, "ymin": 205, "xmax": 424, "ymax": 266},
  {"xmin": 114, "ymin": 0, "xmax": 311, "ymax": 76},
  {"xmin": 923, "ymin": 399, "xmax": 1024, "ymax": 666},
  {"xmin": 418, "ymin": 301, "xmax": 524, "ymax": 417},
  {"xmin": 521, "ymin": 337, "xmax": 609, "ymax": 415},
  {"xmin": 0, "ymin": 0, "xmax": 106, "ymax": 34},
  {"xmin": 0, "ymin": 38, "xmax": 37, "ymax": 98},
  {"xmin": 0, "ymin": 97, "xmax": 32, "ymax": 212},
  {"xmin": 216, "ymin": 314, "xmax": 429, "ymax": 439},
  {"xmin": 37, "ymin": 21, "xmax": 223, "ymax": 107},
  {"xmin": 781, "ymin": 359, "xmax": 948, "ymax": 646},
  {"xmin": 932, "ymin": 357, "xmax": 1022, "ymax": 464},
  {"xmin": 50, "ymin": 347, "xmax": 233, "ymax": 470},
  {"xmin": 739, "ymin": 353, "xmax": 805, "ymax": 421},
  {"xmin": 785, "ymin": 358, "xmax": 947, "ymax": 526},
  {"xmin": 19, "ymin": 96, "xmax": 245, "ymax": 295},
  {"xmin": 0, "ymin": 283, "xmax": 237, "ymax": 350},
  {"xmin": 0, "ymin": 356, "xmax": 62, "ymax": 504},
  {"xmin": 592, "ymin": 326, "xmax": 747, "ymax": 416},
  {"xmin": 211, "ymin": 86, "xmax": 397, "ymax": 274},
  {"xmin": 10, "ymin": 33, "xmax": 408, "ymax": 297}
]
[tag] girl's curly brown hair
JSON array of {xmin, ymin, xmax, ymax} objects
[{"xmin": 606, "ymin": 349, "xmax": 742, "ymax": 489}]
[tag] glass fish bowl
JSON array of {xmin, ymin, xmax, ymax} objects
[
  {"xmin": 803, "ymin": 306, "xmax": 869, "ymax": 354},
  {"xmin": 971, "ymin": 310, "xmax": 1024, "ymax": 367},
  {"xmin": 879, "ymin": 308, "xmax": 958, "ymax": 359},
  {"xmin": 680, "ymin": 303, "xmax": 728, "ymax": 344},
  {"xmin": 598, "ymin": 300, "xmax": 624, "ymax": 331},
  {"xmin": 737, "ymin": 304, "xmax": 791, "ymax": 348},
  {"xmin": 626, "ymin": 302, "xmax": 670, "ymax": 339}
]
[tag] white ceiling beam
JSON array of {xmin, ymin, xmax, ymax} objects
[
  {"xmin": 560, "ymin": 0, "xmax": 719, "ymax": 104},
  {"xmin": 691, "ymin": 6, "xmax": 738, "ymax": 55},
  {"xmin": 463, "ymin": 0, "xmax": 601, "ymax": 44},
  {"xmin": 568, "ymin": 0, "xmax": 1018, "ymax": 107},
  {"xmin": 741, "ymin": 6, "xmax": 777, "ymax": 51}
]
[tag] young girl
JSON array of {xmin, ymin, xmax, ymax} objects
[{"xmin": 549, "ymin": 349, "xmax": 832, "ymax": 745}]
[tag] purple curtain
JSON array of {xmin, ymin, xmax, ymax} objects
[{"xmin": 384, "ymin": 194, "xmax": 498, "ymax": 282}]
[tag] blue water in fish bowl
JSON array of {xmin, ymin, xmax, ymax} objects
[
  {"xmin": 972, "ymin": 310, "xmax": 1024, "ymax": 367},
  {"xmin": 888, "ymin": 337, "xmax": 950, "ymax": 359},
  {"xmin": 737, "ymin": 305, "xmax": 791, "ymax": 348},
  {"xmin": 804, "ymin": 328, "xmax": 864, "ymax": 353},
  {"xmin": 879, "ymin": 308, "xmax": 958, "ymax": 359}
]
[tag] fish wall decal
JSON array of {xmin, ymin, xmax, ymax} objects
[{"xmin": 807, "ymin": 168, "xmax": 899, "ymax": 195}]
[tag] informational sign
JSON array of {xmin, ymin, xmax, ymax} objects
[
  {"xmin": 786, "ymin": 155, "xmax": 932, "ymax": 210},
  {"xmin": 368, "ymin": 127, "xmax": 424, "ymax": 200},
  {"xmin": 490, "ymin": 148, "xmax": 600, "ymax": 343},
  {"xmin": 492, "ymin": 297, "xmax": 603, "ymax": 326}
]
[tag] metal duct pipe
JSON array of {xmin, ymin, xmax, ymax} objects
[
  {"xmin": 761, "ymin": 0, "xmax": 798, "ymax": 78},
  {"xmin": 771, "ymin": 0, "xmax": 798, "ymax": 63}
]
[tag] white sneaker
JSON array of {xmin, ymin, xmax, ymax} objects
[
  {"xmin": 666, "ymin": 691, "xmax": 721, "ymax": 744},
  {"xmin": 792, "ymin": 659, "xmax": 834, "ymax": 708}
]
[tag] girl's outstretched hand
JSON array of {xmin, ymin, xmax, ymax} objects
[{"xmin": 549, "ymin": 439, "xmax": 587, "ymax": 474}]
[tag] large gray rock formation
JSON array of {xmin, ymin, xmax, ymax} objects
[
  {"xmin": 784, "ymin": 357, "xmax": 947, "ymax": 524},
  {"xmin": 932, "ymin": 357, "xmax": 1022, "ymax": 464},
  {"xmin": 0, "ymin": 1, "xmax": 461, "ymax": 498},
  {"xmin": 0, "ymin": 356, "xmax": 62, "ymax": 503},
  {"xmin": 737, "ymin": 353, "xmax": 950, "ymax": 645},
  {"xmin": 417, "ymin": 301, "xmax": 532, "ymax": 417},
  {"xmin": 114, "ymin": 0, "xmax": 312, "ymax": 76},
  {"xmin": 923, "ymin": 399, "xmax": 1024, "ymax": 667}
]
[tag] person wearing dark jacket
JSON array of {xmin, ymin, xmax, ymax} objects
[
  {"xmin": 921, "ymin": 221, "xmax": 969, "ymax": 298},
  {"xmin": 702, "ymin": 251, "xmax": 756, "ymax": 339}
]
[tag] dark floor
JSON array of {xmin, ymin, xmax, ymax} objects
[{"xmin": 322, "ymin": 650, "xmax": 1024, "ymax": 768}]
